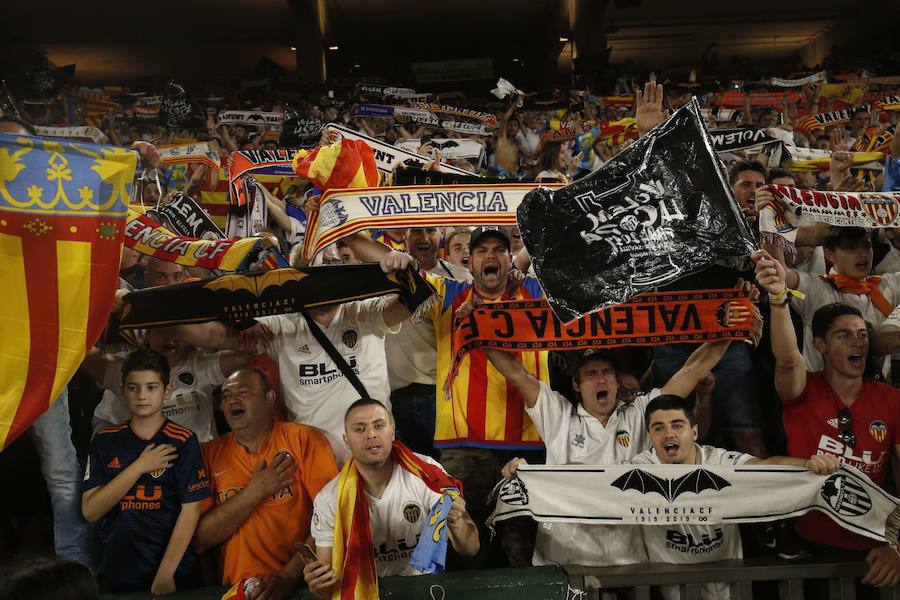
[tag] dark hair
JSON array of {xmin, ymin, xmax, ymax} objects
[
  {"xmin": 822, "ymin": 226, "xmax": 870, "ymax": 251},
  {"xmin": 536, "ymin": 141, "xmax": 563, "ymax": 174},
  {"xmin": 122, "ymin": 349, "xmax": 170, "ymax": 387},
  {"xmin": 766, "ymin": 167, "xmax": 794, "ymax": 184},
  {"xmin": 574, "ymin": 350, "xmax": 619, "ymax": 383},
  {"xmin": 811, "ymin": 303, "xmax": 864, "ymax": 340},
  {"xmin": 0, "ymin": 115, "xmax": 37, "ymax": 136},
  {"xmin": 644, "ymin": 394, "xmax": 696, "ymax": 429},
  {"xmin": 344, "ymin": 398, "xmax": 391, "ymax": 422},
  {"xmin": 728, "ymin": 159, "xmax": 767, "ymax": 186},
  {"xmin": 0, "ymin": 555, "xmax": 98, "ymax": 600}
]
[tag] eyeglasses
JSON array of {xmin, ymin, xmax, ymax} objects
[{"xmin": 837, "ymin": 407, "xmax": 856, "ymax": 449}]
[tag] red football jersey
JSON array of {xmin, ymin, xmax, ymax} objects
[{"xmin": 783, "ymin": 372, "xmax": 900, "ymax": 549}]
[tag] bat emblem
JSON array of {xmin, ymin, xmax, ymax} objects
[
  {"xmin": 432, "ymin": 140, "xmax": 460, "ymax": 150},
  {"xmin": 611, "ymin": 468, "xmax": 731, "ymax": 502},
  {"xmin": 203, "ymin": 269, "xmax": 308, "ymax": 297}
]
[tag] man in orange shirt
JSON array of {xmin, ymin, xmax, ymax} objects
[{"xmin": 192, "ymin": 369, "xmax": 337, "ymax": 599}]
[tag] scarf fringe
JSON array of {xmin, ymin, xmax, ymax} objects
[{"xmin": 759, "ymin": 231, "xmax": 797, "ymax": 261}]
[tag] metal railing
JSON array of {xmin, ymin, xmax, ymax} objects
[{"xmin": 566, "ymin": 558, "xmax": 900, "ymax": 600}]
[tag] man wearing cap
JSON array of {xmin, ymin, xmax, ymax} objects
[
  {"xmin": 386, "ymin": 228, "xmax": 471, "ymax": 457},
  {"xmin": 491, "ymin": 340, "xmax": 731, "ymax": 567},
  {"xmin": 342, "ymin": 225, "xmax": 548, "ymax": 564}
]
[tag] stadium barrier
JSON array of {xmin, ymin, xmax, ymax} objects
[{"xmin": 566, "ymin": 558, "xmax": 900, "ymax": 599}]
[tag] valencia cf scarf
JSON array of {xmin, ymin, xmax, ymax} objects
[
  {"xmin": 33, "ymin": 125, "xmax": 108, "ymax": 143},
  {"xmin": 765, "ymin": 71, "xmax": 827, "ymax": 87},
  {"xmin": 118, "ymin": 264, "xmax": 435, "ymax": 330},
  {"xmin": 784, "ymin": 145, "xmax": 884, "ymax": 172},
  {"xmin": 124, "ymin": 208, "xmax": 259, "ymax": 271},
  {"xmin": 228, "ymin": 149, "xmax": 301, "ymax": 206},
  {"xmin": 301, "ymin": 183, "xmax": 562, "ymax": 261},
  {"xmin": 758, "ymin": 184, "xmax": 900, "ymax": 255},
  {"xmin": 447, "ymin": 292, "xmax": 759, "ymax": 392},
  {"xmin": 332, "ymin": 441, "xmax": 461, "ymax": 600},
  {"xmin": 325, "ymin": 124, "xmax": 473, "ymax": 178},
  {"xmin": 490, "ymin": 463, "xmax": 900, "ymax": 546}
]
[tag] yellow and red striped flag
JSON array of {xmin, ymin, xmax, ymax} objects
[
  {"xmin": 75, "ymin": 90, "xmax": 120, "ymax": 127},
  {"xmin": 0, "ymin": 132, "xmax": 135, "ymax": 448},
  {"xmin": 293, "ymin": 138, "xmax": 380, "ymax": 191}
]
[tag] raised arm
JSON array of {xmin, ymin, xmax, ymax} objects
[
  {"xmin": 659, "ymin": 340, "xmax": 731, "ymax": 398},
  {"xmin": 483, "ymin": 348, "xmax": 541, "ymax": 407},
  {"xmin": 754, "ymin": 250, "xmax": 807, "ymax": 402}
]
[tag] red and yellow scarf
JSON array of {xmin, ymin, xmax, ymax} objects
[{"xmin": 331, "ymin": 441, "xmax": 461, "ymax": 600}]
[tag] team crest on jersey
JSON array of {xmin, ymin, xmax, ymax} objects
[
  {"xmin": 178, "ymin": 372, "xmax": 195, "ymax": 385},
  {"xmin": 821, "ymin": 474, "xmax": 872, "ymax": 517},
  {"xmin": 869, "ymin": 420, "xmax": 888, "ymax": 443},
  {"xmin": 342, "ymin": 329, "xmax": 359, "ymax": 349},
  {"xmin": 616, "ymin": 429, "xmax": 631, "ymax": 448},
  {"xmin": 402, "ymin": 502, "xmax": 422, "ymax": 524},
  {"xmin": 571, "ymin": 433, "xmax": 585, "ymax": 448},
  {"xmin": 150, "ymin": 468, "xmax": 167, "ymax": 479}
]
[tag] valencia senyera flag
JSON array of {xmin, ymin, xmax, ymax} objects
[{"xmin": 0, "ymin": 132, "xmax": 135, "ymax": 448}]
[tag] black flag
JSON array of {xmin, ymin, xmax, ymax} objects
[{"xmin": 518, "ymin": 98, "xmax": 756, "ymax": 323}]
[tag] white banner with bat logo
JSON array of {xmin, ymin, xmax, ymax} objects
[{"xmin": 489, "ymin": 464, "xmax": 900, "ymax": 543}]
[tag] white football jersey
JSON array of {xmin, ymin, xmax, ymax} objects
[
  {"xmin": 94, "ymin": 351, "xmax": 224, "ymax": 442},
  {"xmin": 628, "ymin": 444, "xmax": 754, "ymax": 600},
  {"xmin": 528, "ymin": 382, "xmax": 659, "ymax": 566},
  {"xmin": 311, "ymin": 453, "xmax": 445, "ymax": 577},
  {"xmin": 256, "ymin": 297, "xmax": 399, "ymax": 465}
]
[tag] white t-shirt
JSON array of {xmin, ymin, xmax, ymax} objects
[
  {"xmin": 256, "ymin": 297, "xmax": 400, "ymax": 465},
  {"xmin": 796, "ymin": 271, "xmax": 900, "ymax": 371},
  {"xmin": 526, "ymin": 383, "xmax": 660, "ymax": 566},
  {"xmin": 876, "ymin": 245, "xmax": 900, "ymax": 276},
  {"xmin": 94, "ymin": 351, "xmax": 224, "ymax": 442},
  {"xmin": 794, "ymin": 246, "xmax": 826, "ymax": 276},
  {"xmin": 385, "ymin": 259, "xmax": 471, "ymax": 390},
  {"xmin": 311, "ymin": 453, "xmax": 444, "ymax": 577},
  {"xmin": 628, "ymin": 444, "xmax": 753, "ymax": 600}
]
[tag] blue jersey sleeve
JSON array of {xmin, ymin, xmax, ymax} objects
[{"xmin": 174, "ymin": 434, "xmax": 211, "ymax": 503}]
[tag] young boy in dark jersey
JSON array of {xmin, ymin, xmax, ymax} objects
[{"xmin": 81, "ymin": 350, "xmax": 210, "ymax": 593}]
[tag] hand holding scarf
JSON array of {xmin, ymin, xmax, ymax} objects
[{"xmin": 331, "ymin": 441, "xmax": 462, "ymax": 600}]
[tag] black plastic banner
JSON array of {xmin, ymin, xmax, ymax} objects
[{"xmin": 518, "ymin": 98, "xmax": 757, "ymax": 323}]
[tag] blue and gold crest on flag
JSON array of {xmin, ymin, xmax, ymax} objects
[{"xmin": 0, "ymin": 132, "xmax": 136, "ymax": 448}]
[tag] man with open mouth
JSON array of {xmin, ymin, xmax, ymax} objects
[
  {"xmin": 341, "ymin": 224, "xmax": 549, "ymax": 567},
  {"xmin": 757, "ymin": 249, "xmax": 900, "ymax": 590},
  {"xmin": 762, "ymin": 225, "xmax": 900, "ymax": 374},
  {"xmin": 629, "ymin": 394, "xmax": 839, "ymax": 600},
  {"xmin": 385, "ymin": 227, "xmax": 471, "ymax": 458},
  {"xmin": 193, "ymin": 368, "xmax": 337, "ymax": 598},
  {"xmin": 491, "ymin": 339, "xmax": 731, "ymax": 568}
]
